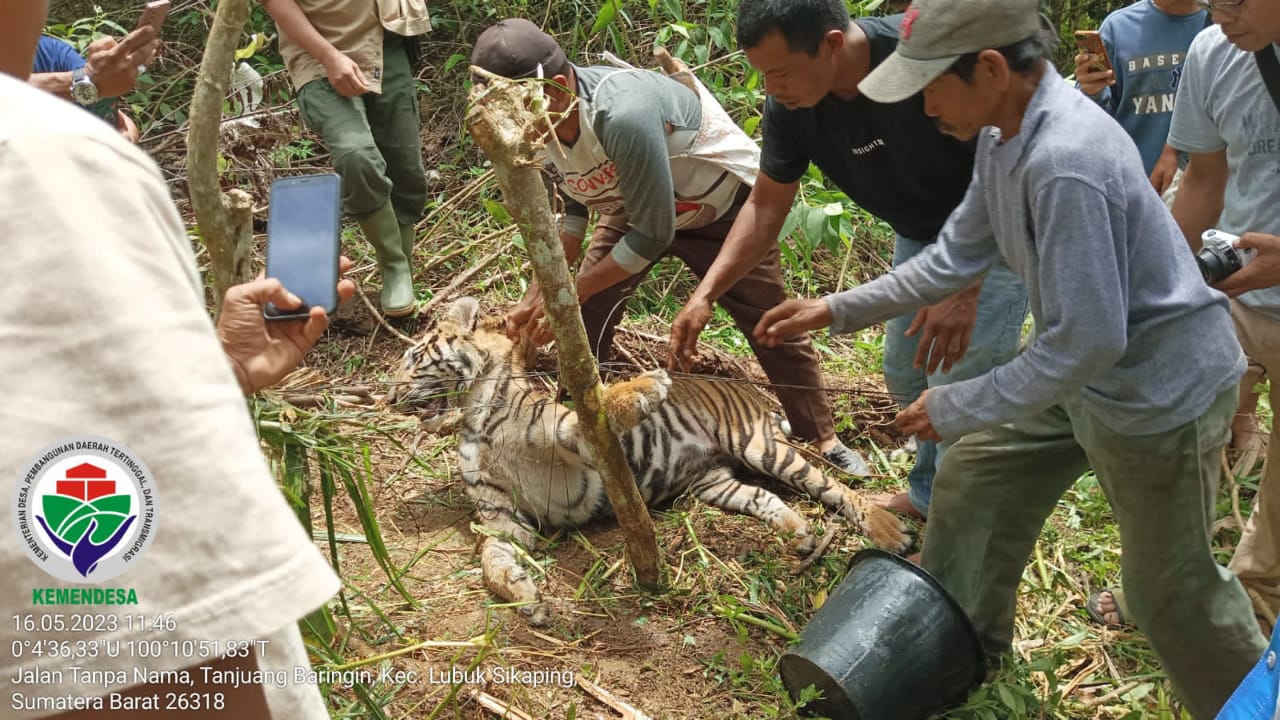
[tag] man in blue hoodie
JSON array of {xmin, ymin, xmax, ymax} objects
[{"xmin": 1074, "ymin": 0, "xmax": 1210, "ymax": 194}]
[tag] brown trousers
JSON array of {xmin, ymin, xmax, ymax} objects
[
  {"xmin": 577, "ymin": 201, "xmax": 836, "ymax": 443},
  {"xmin": 1229, "ymin": 299, "xmax": 1280, "ymax": 629}
]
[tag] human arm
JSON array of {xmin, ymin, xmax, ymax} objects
[
  {"xmin": 669, "ymin": 173, "xmax": 799, "ymax": 369},
  {"xmin": 895, "ymin": 389, "xmax": 940, "ymax": 442},
  {"xmin": 261, "ymin": 0, "xmax": 368, "ymax": 96},
  {"xmin": 904, "ymin": 280, "xmax": 984, "ymax": 374},
  {"xmin": 506, "ymin": 225, "xmax": 587, "ymax": 342},
  {"xmin": 1214, "ymin": 234, "xmax": 1280, "ymax": 297},
  {"xmin": 1074, "ymin": 54, "xmax": 1115, "ymax": 109},
  {"xmin": 1073, "ymin": 24, "xmax": 1116, "ymax": 111},
  {"xmin": 753, "ymin": 181, "xmax": 1000, "ymax": 348},
  {"xmin": 1170, "ymin": 149, "xmax": 1227, "ymax": 251},
  {"xmin": 924, "ymin": 177, "xmax": 1129, "ymax": 438},
  {"xmin": 585, "ymin": 75, "xmax": 690, "ymax": 294},
  {"xmin": 28, "ymin": 30, "xmax": 156, "ymax": 100},
  {"xmin": 1149, "ymin": 144, "xmax": 1179, "ymax": 194},
  {"xmin": 820, "ymin": 178, "xmax": 1001, "ymax": 336},
  {"xmin": 217, "ymin": 258, "xmax": 356, "ymax": 395}
]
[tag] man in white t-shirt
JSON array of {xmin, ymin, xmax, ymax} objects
[
  {"xmin": 0, "ymin": 3, "xmax": 350, "ymax": 717},
  {"xmin": 1168, "ymin": 0, "xmax": 1280, "ymax": 636}
]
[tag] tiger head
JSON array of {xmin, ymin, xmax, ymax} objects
[{"xmin": 382, "ymin": 297, "xmax": 511, "ymax": 430}]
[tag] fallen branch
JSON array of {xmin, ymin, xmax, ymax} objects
[
  {"xmin": 618, "ymin": 326, "xmax": 758, "ymax": 381},
  {"xmin": 1221, "ymin": 450, "xmax": 1247, "ymax": 533},
  {"xmin": 280, "ymin": 393, "xmax": 375, "ymax": 408},
  {"xmin": 417, "ymin": 225, "xmax": 515, "ymax": 279},
  {"xmin": 577, "ymin": 677, "xmax": 654, "ymax": 720},
  {"xmin": 1080, "ymin": 680, "xmax": 1141, "ymax": 708},
  {"xmin": 354, "ymin": 284, "xmax": 415, "ymax": 345},
  {"xmin": 418, "ymin": 248, "xmax": 506, "ymax": 319},
  {"xmin": 471, "ymin": 690, "xmax": 535, "ymax": 720},
  {"xmin": 417, "ymin": 168, "xmax": 496, "ymax": 243},
  {"xmin": 793, "ymin": 523, "xmax": 840, "ymax": 574}
]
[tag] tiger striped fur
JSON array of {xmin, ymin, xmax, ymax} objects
[{"xmin": 384, "ymin": 297, "xmax": 910, "ymax": 626}]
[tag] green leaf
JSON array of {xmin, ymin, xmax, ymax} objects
[
  {"xmin": 778, "ymin": 205, "xmax": 802, "ymax": 245},
  {"xmin": 708, "ymin": 26, "xmax": 727, "ymax": 50},
  {"xmin": 821, "ymin": 201, "xmax": 843, "ymax": 216},
  {"xmin": 1056, "ymin": 630, "xmax": 1089, "ymax": 648},
  {"xmin": 802, "ymin": 205, "xmax": 827, "ymax": 249},
  {"xmin": 443, "ymin": 53, "xmax": 469, "ymax": 73},
  {"xmin": 1125, "ymin": 682, "xmax": 1155, "ymax": 703},
  {"xmin": 996, "ymin": 683, "xmax": 1017, "ymax": 710},
  {"xmin": 742, "ymin": 115, "xmax": 761, "ymax": 136},
  {"xmin": 590, "ymin": 0, "xmax": 621, "ymax": 36},
  {"xmin": 482, "ymin": 198, "xmax": 511, "ymax": 225},
  {"xmin": 234, "ymin": 33, "xmax": 267, "ymax": 61}
]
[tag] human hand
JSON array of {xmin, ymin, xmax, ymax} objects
[
  {"xmin": 1073, "ymin": 53, "xmax": 1114, "ymax": 97},
  {"xmin": 84, "ymin": 27, "xmax": 158, "ymax": 98},
  {"xmin": 217, "ymin": 257, "xmax": 356, "ymax": 395},
  {"xmin": 506, "ymin": 286, "xmax": 553, "ymax": 346},
  {"xmin": 323, "ymin": 50, "xmax": 369, "ymax": 97},
  {"xmin": 1150, "ymin": 147, "xmax": 1178, "ymax": 194},
  {"xmin": 669, "ymin": 295, "xmax": 713, "ymax": 371},
  {"xmin": 894, "ymin": 389, "xmax": 940, "ymax": 442},
  {"xmin": 1214, "ymin": 233, "xmax": 1280, "ymax": 298},
  {"xmin": 753, "ymin": 298, "xmax": 832, "ymax": 348},
  {"xmin": 905, "ymin": 284, "xmax": 979, "ymax": 375}
]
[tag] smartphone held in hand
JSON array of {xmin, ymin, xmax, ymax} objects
[
  {"xmin": 1074, "ymin": 30, "xmax": 1111, "ymax": 73},
  {"xmin": 264, "ymin": 173, "xmax": 342, "ymax": 320},
  {"xmin": 135, "ymin": 0, "xmax": 171, "ymax": 33}
]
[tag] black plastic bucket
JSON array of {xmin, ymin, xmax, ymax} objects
[{"xmin": 779, "ymin": 549, "xmax": 987, "ymax": 719}]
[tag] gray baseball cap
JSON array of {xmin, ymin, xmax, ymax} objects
[{"xmin": 859, "ymin": 0, "xmax": 1044, "ymax": 103}]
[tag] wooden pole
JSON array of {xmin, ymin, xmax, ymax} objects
[
  {"xmin": 186, "ymin": 0, "xmax": 254, "ymax": 312},
  {"xmin": 465, "ymin": 71, "xmax": 662, "ymax": 589}
]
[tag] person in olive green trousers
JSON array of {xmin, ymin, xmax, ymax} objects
[{"xmin": 262, "ymin": 0, "xmax": 429, "ymax": 316}]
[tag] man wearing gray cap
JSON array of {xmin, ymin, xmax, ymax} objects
[
  {"xmin": 754, "ymin": 0, "xmax": 1266, "ymax": 713},
  {"xmin": 471, "ymin": 19, "xmax": 872, "ymax": 475}
]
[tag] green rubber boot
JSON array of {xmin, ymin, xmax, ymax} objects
[
  {"xmin": 358, "ymin": 201, "xmax": 415, "ymax": 317},
  {"xmin": 400, "ymin": 223, "xmax": 416, "ymax": 261}
]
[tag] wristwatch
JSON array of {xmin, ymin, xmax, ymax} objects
[{"xmin": 70, "ymin": 67, "xmax": 99, "ymax": 106}]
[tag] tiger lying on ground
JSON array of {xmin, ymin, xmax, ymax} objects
[{"xmin": 383, "ymin": 297, "xmax": 910, "ymax": 626}]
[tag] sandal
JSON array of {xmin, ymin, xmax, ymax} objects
[{"xmin": 1085, "ymin": 588, "xmax": 1135, "ymax": 628}]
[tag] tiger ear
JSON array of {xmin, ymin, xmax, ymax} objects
[{"xmin": 445, "ymin": 297, "xmax": 481, "ymax": 335}]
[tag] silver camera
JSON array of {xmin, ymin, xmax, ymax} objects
[{"xmin": 1196, "ymin": 229, "xmax": 1254, "ymax": 284}]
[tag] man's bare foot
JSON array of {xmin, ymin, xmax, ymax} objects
[{"xmin": 870, "ymin": 491, "xmax": 925, "ymax": 521}]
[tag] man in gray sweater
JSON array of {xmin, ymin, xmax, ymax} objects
[{"xmin": 755, "ymin": 0, "xmax": 1265, "ymax": 714}]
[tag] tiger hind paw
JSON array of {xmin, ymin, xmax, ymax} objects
[{"xmin": 604, "ymin": 369, "xmax": 672, "ymax": 434}]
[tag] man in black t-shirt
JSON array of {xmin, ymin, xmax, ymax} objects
[{"xmin": 669, "ymin": 0, "xmax": 1029, "ymax": 521}]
